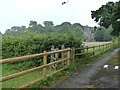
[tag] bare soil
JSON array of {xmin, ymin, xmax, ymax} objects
[{"xmin": 56, "ymin": 48, "xmax": 120, "ymax": 88}]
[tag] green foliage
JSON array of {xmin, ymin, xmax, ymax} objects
[
  {"xmin": 4, "ymin": 21, "xmax": 85, "ymax": 37},
  {"xmin": 112, "ymin": 35, "xmax": 120, "ymax": 46},
  {"xmin": 94, "ymin": 26, "xmax": 112, "ymax": 41},
  {"xmin": 2, "ymin": 21, "xmax": 84, "ymax": 59},
  {"xmin": 0, "ymin": 31, "xmax": 2, "ymax": 35},
  {"xmin": 2, "ymin": 32, "xmax": 83, "ymax": 59},
  {"xmin": 91, "ymin": 1, "xmax": 120, "ymax": 36},
  {"xmin": 29, "ymin": 20, "xmax": 37, "ymax": 27}
]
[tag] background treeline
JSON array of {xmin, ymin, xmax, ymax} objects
[
  {"xmin": 2, "ymin": 21, "xmax": 84, "ymax": 59},
  {"xmin": 94, "ymin": 25, "xmax": 113, "ymax": 41},
  {"xmin": 1, "ymin": 21, "xmax": 113, "ymax": 42},
  {"xmin": 1, "ymin": 21, "xmax": 113, "ymax": 59},
  {"xmin": 3, "ymin": 21, "xmax": 84, "ymax": 36}
]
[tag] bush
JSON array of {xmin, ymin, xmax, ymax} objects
[{"xmin": 2, "ymin": 32, "xmax": 82, "ymax": 59}]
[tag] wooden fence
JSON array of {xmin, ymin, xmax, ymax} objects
[
  {"xmin": 0, "ymin": 48, "xmax": 71, "ymax": 88},
  {"xmin": 75, "ymin": 43, "xmax": 114, "ymax": 60},
  {"xmin": 0, "ymin": 42, "xmax": 118, "ymax": 88}
]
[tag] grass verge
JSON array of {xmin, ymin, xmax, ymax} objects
[
  {"xmin": 2, "ymin": 49, "xmax": 115, "ymax": 88},
  {"xmin": 29, "ymin": 50, "xmax": 112, "ymax": 88}
]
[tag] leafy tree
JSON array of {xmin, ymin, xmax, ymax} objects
[
  {"xmin": 0, "ymin": 31, "xmax": 2, "ymax": 35},
  {"xmin": 29, "ymin": 20, "xmax": 37, "ymax": 27},
  {"xmin": 21, "ymin": 26, "xmax": 26, "ymax": 30},
  {"xmin": 94, "ymin": 27, "xmax": 105, "ymax": 41},
  {"xmin": 91, "ymin": 1, "xmax": 120, "ymax": 36},
  {"xmin": 54, "ymin": 22, "xmax": 72, "ymax": 32},
  {"xmin": 5, "ymin": 26, "xmax": 26, "ymax": 35},
  {"xmin": 3, "ymin": 20, "xmax": 91, "ymax": 42},
  {"xmin": 94, "ymin": 26, "xmax": 112, "ymax": 41},
  {"xmin": 43, "ymin": 21, "xmax": 54, "ymax": 27},
  {"xmin": 43, "ymin": 21, "xmax": 54, "ymax": 32},
  {"xmin": 36, "ymin": 24, "xmax": 45, "ymax": 33},
  {"xmin": 70, "ymin": 25, "xmax": 84, "ymax": 42},
  {"xmin": 11, "ymin": 26, "xmax": 20, "ymax": 31},
  {"xmin": 72, "ymin": 23, "xmax": 83, "ymax": 29}
]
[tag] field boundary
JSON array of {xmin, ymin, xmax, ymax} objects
[{"xmin": 0, "ymin": 42, "xmax": 118, "ymax": 88}]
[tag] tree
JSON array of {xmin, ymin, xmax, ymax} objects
[
  {"xmin": 11, "ymin": 26, "xmax": 20, "ymax": 31},
  {"xmin": 43, "ymin": 21, "xmax": 54, "ymax": 32},
  {"xmin": 54, "ymin": 22, "xmax": 72, "ymax": 32},
  {"xmin": 0, "ymin": 31, "xmax": 2, "ymax": 35},
  {"xmin": 94, "ymin": 26, "xmax": 112, "ymax": 41},
  {"xmin": 29, "ymin": 20, "xmax": 37, "ymax": 27},
  {"xmin": 70, "ymin": 25, "xmax": 84, "ymax": 42},
  {"xmin": 72, "ymin": 23, "xmax": 83, "ymax": 29},
  {"xmin": 43, "ymin": 21, "xmax": 54, "ymax": 27},
  {"xmin": 91, "ymin": 1, "xmax": 120, "ymax": 36}
]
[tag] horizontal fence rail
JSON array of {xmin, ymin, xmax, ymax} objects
[
  {"xmin": 1, "ymin": 48, "xmax": 71, "ymax": 88},
  {"xmin": 1, "ymin": 42, "xmax": 118, "ymax": 88},
  {"xmin": 0, "ymin": 48, "xmax": 70, "ymax": 64},
  {"xmin": 75, "ymin": 43, "xmax": 118, "ymax": 60},
  {"xmin": 0, "ymin": 58, "xmax": 68, "ymax": 82}
]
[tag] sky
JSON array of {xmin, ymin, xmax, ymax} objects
[{"xmin": 0, "ymin": 0, "xmax": 119, "ymax": 34}]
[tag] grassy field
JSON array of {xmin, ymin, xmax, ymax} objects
[
  {"xmin": 83, "ymin": 42, "xmax": 112, "ymax": 46},
  {"xmin": 79, "ymin": 42, "xmax": 113, "ymax": 58},
  {"xmin": 1, "ymin": 42, "xmax": 115, "ymax": 88},
  {"xmin": 2, "ymin": 63, "xmax": 57, "ymax": 88}
]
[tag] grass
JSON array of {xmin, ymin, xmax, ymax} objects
[
  {"xmin": 106, "ymin": 52, "xmax": 119, "ymax": 66},
  {"xmin": 90, "ymin": 52, "xmax": 119, "ymax": 88},
  {"xmin": 29, "ymin": 50, "xmax": 112, "ymax": 88},
  {"xmin": 2, "ymin": 65, "xmax": 57, "ymax": 88},
  {"xmin": 1, "ymin": 44, "xmax": 116, "ymax": 88}
]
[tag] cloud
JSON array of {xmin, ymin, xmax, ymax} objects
[
  {"xmin": 10, "ymin": 0, "xmax": 50, "ymax": 13},
  {"xmin": 0, "ymin": 0, "xmax": 119, "ymax": 33}
]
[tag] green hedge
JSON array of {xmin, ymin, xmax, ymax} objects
[{"xmin": 2, "ymin": 32, "xmax": 83, "ymax": 59}]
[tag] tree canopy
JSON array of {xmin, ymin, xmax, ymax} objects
[
  {"xmin": 91, "ymin": 1, "xmax": 120, "ymax": 36},
  {"xmin": 0, "ymin": 31, "xmax": 2, "ymax": 35},
  {"xmin": 3, "ymin": 20, "xmax": 97, "ymax": 42},
  {"xmin": 94, "ymin": 25, "xmax": 113, "ymax": 41}
]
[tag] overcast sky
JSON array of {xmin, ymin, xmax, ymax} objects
[{"xmin": 0, "ymin": 0, "xmax": 119, "ymax": 33}]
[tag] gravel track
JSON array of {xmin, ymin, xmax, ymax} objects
[{"xmin": 57, "ymin": 48, "xmax": 120, "ymax": 88}]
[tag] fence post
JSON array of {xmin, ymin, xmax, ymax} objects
[
  {"xmin": 51, "ymin": 46, "xmax": 55, "ymax": 63},
  {"xmin": 86, "ymin": 46, "xmax": 89, "ymax": 56},
  {"xmin": 55, "ymin": 48, "xmax": 59, "ymax": 60},
  {"xmin": 43, "ymin": 50, "xmax": 47, "ymax": 74},
  {"xmin": 113, "ymin": 41, "xmax": 115, "ymax": 49},
  {"xmin": 108, "ymin": 44, "xmax": 109, "ymax": 51},
  {"xmin": 93, "ymin": 46, "xmax": 95, "ymax": 56},
  {"xmin": 86, "ymin": 46, "xmax": 90, "ymax": 58},
  {"xmin": 61, "ymin": 44, "xmax": 65, "ymax": 58},
  {"xmin": 104, "ymin": 44, "xmax": 106, "ymax": 52},
  {"xmin": 99, "ymin": 45, "xmax": 100, "ymax": 54},
  {"xmin": 103, "ymin": 44, "xmax": 105, "ymax": 53},
  {"xmin": 67, "ymin": 48, "xmax": 71, "ymax": 66},
  {"xmin": 107, "ymin": 44, "xmax": 109, "ymax": 51},
  {"xmin": 71, "ymin": 47, "xmax": 75, "ymax": 63}
]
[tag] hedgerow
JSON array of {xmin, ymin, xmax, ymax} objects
[{"xmin": 2, "ymin": 32, "xmax": 83, "ymax": 59}]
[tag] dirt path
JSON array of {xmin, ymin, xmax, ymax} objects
[{"xmin": 57, "ymin": 48, "xmax": 120, "ymax": 88}]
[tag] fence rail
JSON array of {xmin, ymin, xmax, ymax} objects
[
  {"xmin": 0, "ymin": 42, "xmax": 118, "ymax": 88},
  {"xmin": 74, "ymin": 43, "xmax": 115, "ymax": 60},
  {"xmin": 1, "ymin": 47, "xmax": 71, "ymax": 88}
]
